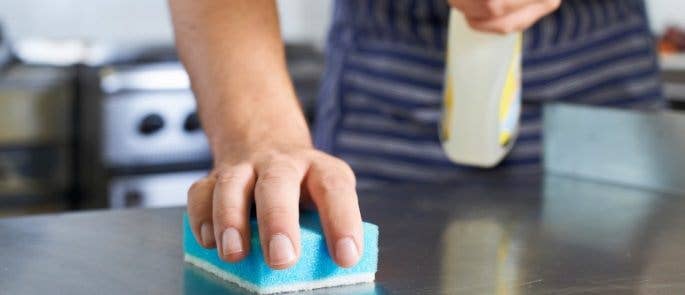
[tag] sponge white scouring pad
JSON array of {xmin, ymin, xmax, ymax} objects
[{"xmin": 183, "ymin": 213, "xmax": 379, "ymax": 294}]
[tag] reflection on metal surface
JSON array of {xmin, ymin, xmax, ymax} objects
[
  {"xmin": 183, "ymin": 264, "xmax": 384, "ymax": 295},
  {"xmin": 544, "ymin": 103, "xmax": 685, "ymax": 195},
  {"xmin": 3, "ymin": 176, "xmax": 685, "ymax": 293},
  {"xmin": 441, "ymin": 219, "xmax": 523, "ymax": 295},
  {"xmin": 183, "ymin": 265, "xmax": 252, "ymax": 295},
  {"xmin": 640, "ymin": 196, "xmax": 685, "ymax": 293},
  {"xmin": 542, "ymin": 175, "xmax": 658, "ymax": 253}
]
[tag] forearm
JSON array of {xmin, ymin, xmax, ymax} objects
[{"xmin": 169, "ymin": 0, "xmax": 311, "ymax": 162}]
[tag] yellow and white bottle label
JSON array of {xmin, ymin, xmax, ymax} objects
[{"xmin": 498, "ymin": 35, "xmax": 522, "ymax": 147}]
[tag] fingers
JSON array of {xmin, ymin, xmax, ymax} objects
[
  {"xmin": 254, "ymin": 156, "xmax": 306, "ymax": 269},
  {"xmin": 448, "ymin": 0, "xmax": 561, "ymax": 33},
  {"xmin": 189, "ymin": 151, "xmax": 360, "ymax": 271},
  {"xmin": 448, "ymin": 0, "xmax": 537, "ymax": 18},
  {"xmin": 187, "ymin": 176, "xmax": 216, "ymax": 248},
  {"xmin": 466, "ymin": 0, "xmax": 560, "ymax": 34},
  {"xmin": 212, "ymin": 164, "xmax": 256, "ymax": 262},
  {"xmin": 305, "ymin": 156, "xmax": 363, "ymax": 268}
]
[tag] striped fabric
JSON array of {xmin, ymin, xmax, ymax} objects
[{"xmin": 313, "ymin": 0, "xmax": 663, "ymax": 187}]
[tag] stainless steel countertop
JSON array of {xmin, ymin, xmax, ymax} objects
[{"xmin": 1, "ymin": 174, "xmax": 684, "ymax": 294}]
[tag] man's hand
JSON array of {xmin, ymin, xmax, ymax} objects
[
  {"xmin": 169, "ymin": 0, "xmax": 363, "ymax": 270},
  {"xmin": 448, "ymin": 0, "xmax": 561, "ymax": 34},
  {"xmin": 187, "ymin": 147, "xmax": 363, "ymax": 270}
]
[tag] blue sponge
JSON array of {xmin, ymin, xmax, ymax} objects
[{"xmin": 183, "ymin": 213, "xmax": 379, "ymax": 294}]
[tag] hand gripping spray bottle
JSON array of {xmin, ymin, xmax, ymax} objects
[{"xmin": 440, "ymin": 9, "xmax": 523, "ymax": 167}]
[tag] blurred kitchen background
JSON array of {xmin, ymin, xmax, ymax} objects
[{"xmin": 0, "ymin": 0, "xmax": 684, "ymax": 217}]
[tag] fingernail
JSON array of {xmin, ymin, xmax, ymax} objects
[
  {"xmin": 222, "ymin": 228, "xmax": 244, "ymax": 256},
  {"xmin": 336, "ymin": 237, "xmax": 359, "ymax": 266},
  {"xmin": 269, "ymin": 234, "xmax": 295, "ymax": 266},
  {"xmin": 201, "ymin": 223, "xmax": 214, "ymax": 246}
]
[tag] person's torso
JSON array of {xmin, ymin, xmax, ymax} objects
[{"xmin": 315, "ymin": 0, "xmax": 662, "ymax": 186}]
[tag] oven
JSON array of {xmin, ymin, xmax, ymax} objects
[{"xmin": 78, "ymin": 45, "xmax": 323, "ymax": 209}]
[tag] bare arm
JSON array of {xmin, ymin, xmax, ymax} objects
[
  {"xmin": 170, "ymin": 0, "xmax": 309, "ymax": 155},
  {"xmin": 169, "ymin": 0, "xmax": 362, "ymax": 269}
]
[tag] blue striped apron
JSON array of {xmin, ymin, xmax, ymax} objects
[{"xmin": 313, "ymin": 0, "xmax": 663, "ymax": 187}]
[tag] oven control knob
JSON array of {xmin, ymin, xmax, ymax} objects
[
  {"xmin": 124, "ymin": 190, "xmax": 143, "ymax": 208},
  {"xmin": 139, "ymin": 113, "xmax": 165, "ymax": 135},
  {"xmin": 183, "ymin": 112, "xmax": 201, "ymax": 132}
]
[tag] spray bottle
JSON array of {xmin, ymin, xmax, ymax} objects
[{"xmin": 440, "ymin": 9, "xmax": 523, "ymax": 168}]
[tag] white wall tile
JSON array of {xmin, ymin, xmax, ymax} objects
[{"xmin": 0, "ymin": 0, "xmax": 333, "ymax": 47}]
